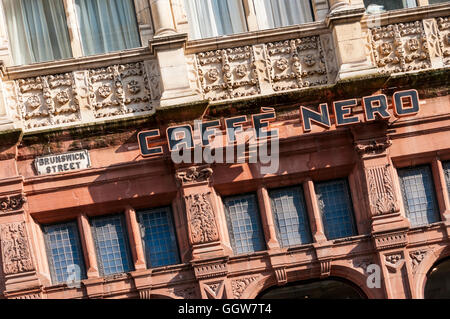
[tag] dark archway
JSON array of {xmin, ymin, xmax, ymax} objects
[
  {"xmin": 257, "ymin": 277, "xmax": 366, "ymax": 299},
  {"xmin": 424, "ymin": 257, "xmax": 450, "ymax": 299}
]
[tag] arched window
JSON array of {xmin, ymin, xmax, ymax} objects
[
  {"xmin": 424, "ymin": 257, "xmax": 450, "ymax": 298},
  {"xmin": 258, "ymin": 277, "xmax": 366, "ymax": 299}
]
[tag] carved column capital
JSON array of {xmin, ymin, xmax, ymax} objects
[
  {"xmin": 354, "ymin": 136, "xmax": 392, "ymax": 159},
  {"xmin": 0, "ymin": 194, "xmax": 26, "ymax": 214},
  {"xmin": 175, "ymin": 165, "xmax": 213, "ymax": 186}
]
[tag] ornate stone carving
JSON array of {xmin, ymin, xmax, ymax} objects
[
  {"xmin": 172, "ymin": 286, "xmax": 198, "ymax": 299},
  {"xmin": 176, "ymin": 166, "xmax": 213, "ymax": 185},
  {"xmin": 16, "ymin": 73, "xmax": 81, "ymax": 129},
  {"xmin": 320, "ymin": 33, "xmax": 338, "ymax": 84},
  {"xmin": 0, "ymin": 194, "xmax": 26, "ymax": 213},
  {"xmin": 266, "ymin": 36, "xmax": 328, "ymax": 91},
  {"xmin": 196, "ymin": 46, "xmax": 260, "ymax": 101},
  {"xmin": 194, "ymin": 261, "xmax": 228, "ymax": 280},
  {"xmin": 370, "ymin": 21, "xmax": 431, "ymax": 74},
  {"xmin": 437, "ymin": 16, "xmax": 450, "ymax": 65},
  {"xmin": 87, "ymin": 62, "xmax": 153, "ymax": 118},
  {"xmin": 355, "ymin": 137, "xmax": 392, "ymax": 157},
  {"xmin": 203, "ymin": 281, "xmax": 226, "ymax": 299},
  {"xmin": 409, "ymin": 250, "xmax": 428, "ymax": 272},
  {"xmin": 374, "ymin": 231, "xmax": 407, "ymax": 250},
  {"xmin": 145, "ymin": 59, "xmax": 163, "ymax": 102},
  {"xmin": 352, "ymin": 258, "xmax": 373, "ymax": 272},
  {"xmin": 0, "ymin": 222, "xmax": 34, "ymax": 275},
  {"xmin": 185, "ymin": 192, "xmax": 219, "ymax": 245},
  {"xmin": 366, "ymin": 164, "xmax": 397, "ymax": 216},
  {"xmin": 385, "ymin": 252, "xmax": 405, "ymax": 273},
  {"xmin": 231, "ymin": 276, "xmax": 258, "ymax": 299}
]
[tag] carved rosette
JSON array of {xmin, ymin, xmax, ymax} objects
[
  {"xmin": 366, "ymin": 164, "xmax": 398, "ymax": 216},
  {"xmin": 196, "ymin": 46, "xmax": 260, "ymax": 101},
  {"xmin": 0, "ymin": 222, "xmax": 35, "ymax": 275},
  {"xmin": 185, "ymin": 192, "xmax": 219, "ymax": 245},
  {"xmin": 370, "ymin": 20, "xmax": 432, "ymax": 74},
  {"xmin": 267, "ymin": 36, "xmax": 328, "ymax": 91},
  {"xmin": 175, "ymin": 166, "xmax": 213, "ymax": 185},
  {"xmin": 0, "ymin": 194, "xmax": 26, "ymax": 213},
  {"xmin": 87, "ymin": 62, "xmax": 154, "ymax": 118}
]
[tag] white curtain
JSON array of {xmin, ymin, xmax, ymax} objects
[
  {"xmin": 75, "ymin": 0, "xmax": 141, "ymax": 56},
  {"xmin": 253, "ymin": 0, "xmax": 313, "ymax": 30},
  {"xmin": 183, "ymin": 0, "xmax": 247, "ymax": 39},
  {"xmin": 3, "ymin": 0, "xmax": 72, "ymax": 65}
]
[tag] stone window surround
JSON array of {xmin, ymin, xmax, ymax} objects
[{"xmin": 392, "ymin": 155, "xmax": 450, "ymax": 227}]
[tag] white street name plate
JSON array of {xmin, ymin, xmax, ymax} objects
[{"xmin": 35, "ymin": 150, "xmax": 91, "ymax": 175}]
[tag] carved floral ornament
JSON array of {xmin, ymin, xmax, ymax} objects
[
  {"xmin": 127, "ymin": 80, "xmax": 141, "ymax": 95},
  {"xmin": 185, "ymin": 192, "xmax": 219, "ymax": 245},
  {"xmin": 176, "ymin": 166, "xmax": 213, "ymax": 185},
  {"xmin": 0, "ymin": 222, "xmax": 34, "ymax": 275},
  {"xmin": 367, "ymin": 164, "xmax": 397, "ymax": 216},
  {"xmin": 98, "ymin": 83, "xmax": 112, "ymax": 98},
  {"xmin": 355, "ymin": 137, "xmax": 392, "ymax": 157},
  {"xmin": 0, "ymin": 194, "xmax": 26, "ymax": 213},
  {"xmin": 55, "ymin": 90, "xmax": 70, "ymax": 105}
]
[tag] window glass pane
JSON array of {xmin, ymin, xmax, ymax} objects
[
  {"xmin": 183, "ymin": 0, "xmax": 247, "ymax": 39},
  {"xmin": 138, "ymin": 207, "xmax": 180, "ymax": 268},
  {"xmin": 364, "ymin": 0, "xmax": 416, "ymax": 13},
  {"xmin": 398, "ymin": 165, "xmax": 440, "ymax": 227},
  {"xmin": 3, "ymin": 0, "xmax": 72, "ymax": 65},
  {"xmin": 269, "ymin": 186, "xmax": 312, "ymax": 247},
  {"xmin": 444, "ymin": 161, "xmax": 450, "ymax": 201},
  {"xmin": 91, "ymin": 215, "xmax": 133, "ymax": 276},
  {"xmin": 223, "ymin": 194, "xmax": 265, "ymax": 254},
  {"xmin": 315, "ymin": 179, "xmax": 357, "ymax": 240},
  {"xmin": 43, "ymin": 222, "xmax": 85, "ymax": 285},
  {"xmin": 429, "ymin": 0, "xmax": 450, "ymax": 4},
  {"xmin": 75, "ymin": 0, "xmax": 141, "ymax": 56},
  {"xmin": 254, "ymin": 0, "xmax": 314, "ymax": 30}
]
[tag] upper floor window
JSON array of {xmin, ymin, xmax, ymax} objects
[
  {"xmin": 398, "ymin": 165, "xmax": 440, "ymax": 227},
  {"xmin": 269, "ymin": 186, "xmax": 312, "ymax": 247},
  {"xmin": 315, "ymin": 179, "xmax": 357, "ymax": 240},
  {"xmin": 43, "ymin": 222, "xmax": 86, "ymax": 285},
  {"xmin": 137, "ymin": 207, "xmax": 180, "ymax": 268},
  {"xmin": 75, "ymin": 0, "xmax": 141, "ymax": 56},
  {"xmin": 364, "ymin": 0, "xmax": 416, "ymax": 13},
  {"xmin": 429, "ymin": 0, "xmax": 450, "ymax": 4},
  {"xmin": 444, "ymin": 161, "xmax": 450, "ymax": 200},
  {"xmin": 91, "ymin": 214, "xmax": 133, "ymax": 276},
  {"xmin": 253, "ymin": 0, "xmax": 313, "ymax": 30},
  {"xmin": 3, "ymin": 0, "xmax": 72, "ymax": 65},
  {"xmin": 223, "ymin": 194, "xmax": 266, "ymax": 254}
]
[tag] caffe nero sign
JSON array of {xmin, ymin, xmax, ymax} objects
[{"xmin": 35, "ymin": 150, "xmax": 91, "ymax": 175}]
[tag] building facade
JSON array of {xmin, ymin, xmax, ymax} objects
[{"xmin": 0, "ymin": 0, "xmax": 449, "ymax": 299}]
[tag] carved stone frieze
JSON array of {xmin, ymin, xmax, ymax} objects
[
  {"xmin": 374, "ymin": 231, "xmax": 407, "ymax": 250},
  {"xmin": 370, "ymin": 20, "xmax": 431, "ymax": 74},
  {"xmin": 266, "ymin": 36, "xmax": 328, "ymax": 91},
  {"xmin": 437, "ymin": 16, "xmax": 450, "ymax": 65},
  {"xmin": 176, "ymin": 166, "xmax": 213, "ymax": 185},
  {"xmin": 231, "ymin": 276, "xmax": 258, "ymax": 299},
  {"xmin": 196, "ymin": 46, "xmax": 260, "ymax": 101},
  {"xmin": 0, "ymin": 194, "xmax": 26, "ymax": 213},
  {"xmin": 87, "ymin": 62, "xmax": 153, "ymax": 118},
  {"xmin": 193, "ymin": 261, "xmax": 228, "ymax": 280},
  {"xmin": 0, "ymin": 222, "xmax": 34, "ymax": 275},
  {"xmin": 185, "ymin": 192, "xmax": 219, "ymax": 245},
  {"xmin": 366, "ymin": 164, "xmax": 398, "ymax": 216},
  {"xmin": 15, "ymin": 73, "xmax": 81, "ymax": 129}
]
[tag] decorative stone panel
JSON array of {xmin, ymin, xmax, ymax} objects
[
  {"xmin": 437, "ymin": 16, "xmax": 450, "ymax": 66},
  {"xmin": 185, "ymin": 192, "xmax": 219, "ymax": 245},
  {"xmin": 16, "ymin": 73, "xmax": 80, "ymax": 129},
  {"xmin": 374, "ymin": 231, "xmax": 407, "ymax": 250},
  {"xmin": 196, "ymin": 46, "xmax": 260, "ymax": 101},
  {"xmin": 193, "ymin": 260, "xmax": 228, "ymax": 280},
  {"xmin": 366, "ymin": 164, "xmax": 397, "ymax": 216},
  {"xmin": 231, "ymin": 276, "xmax": 259, "ymax": 299},
  {"xmin": 370, "ymin": 21, "xmax": 431, "ymax": 74},
  {"xmin": 0, "ymin": 222, "xmax": 34, "ymax": 275},
  {"xmin": 87, "ymin": 62, "xmax": 153, "ymax": 118},
  {"xmin": 266, "ymin": 36, "xmax": 328, "ymax": 91},
  {"xmin": 0, "ymin": 194, "xmax": 26, "ymax": 213}
]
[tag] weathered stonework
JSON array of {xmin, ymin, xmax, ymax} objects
[
  {"xmin": 185, "ymin": 192, "xmax": 219, "ymax": 245},
  {"xmin": 366, "ymin": 165, "xmax": 397, "ymax": 216},
  {"xmin": 0, "ymin": 222, "xmax": 34, "ymax": 275}
]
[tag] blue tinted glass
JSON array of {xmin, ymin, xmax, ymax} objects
[
  {"xmin": 444, "ymin": 161, "xmax": 450, "ymax": 201},
  {"xmin": 223, "ymin": 194, "xmax": 265, "ymax": 255},
  {"xmin": 269, "ymin": 186, "xmax": 312, "ymax": 247},
  {"xmin": 315, "ymin": 179, "xmax": 357, "ymax": 240},
  {"xmin": 44, "ymin": 222, "xmax": 85, "ymax": 284},
  {"xmin": 138, "ymin": 207, "xmax": 180, "ymax": 268},
  {"xmin": 398, "ymin": 166, "xmax": 440, "ymax": 227},
  {"xmin": 91, "ymin": 215, "xmax": 133, "ymax": 276}
]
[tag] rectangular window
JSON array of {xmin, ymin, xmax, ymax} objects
[
  {"xmin": 75, "ymin": 0, "xmax": 141, "ymax": 56},
  {"xmin": 253, "ymin": 0, "xmax": 314, "ymax": 30},
  {"xmin": 91, "ymin": 214, "xmax": 133, "ymax": 276},
  {"xmin": 223, "ymin": 194, "xmax": 266, "ymax": 255},
  {"xmin": 398, "ymin": 165, "xmax": 440, "ymax": 227},
  {"xmin": 138, "ymin": 207, "xmax": 180, "ymax": 268},
  {"xmin": 444, "ymin": 161, "xmax": 450, "ymax": 200},
  {"xmin": 183, "ymin": 0, "xmax": 247, "ymax": 39},
  {"xmin": 3, "ymin": 0, "xmax": 72, "ymax": 65},
  {"xmin": 364, "ymin": 0, "xmax": 416, "ymax": 13},
  {"xmin": 315, "ymin": 179, "xmax": 357, "ymax": 240},
  {"xmin": 429, "ymin": 0, "xmax": 449, "ymax": 4},
  {"xmin": 43, "ymin": 222, "xmax": 85, "ymax": 285},
  {"xmin": 269, "ymin": 186, "xmax": 312, "ymax": 247}
]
